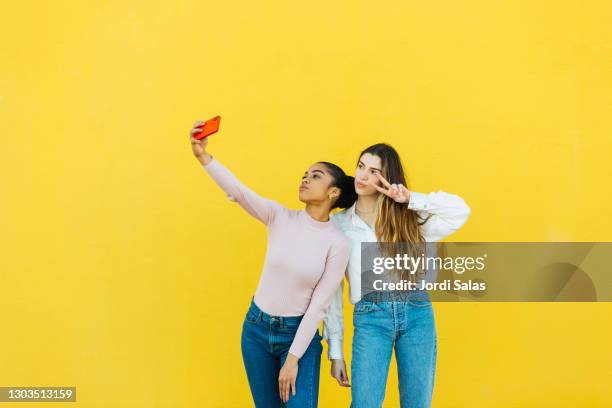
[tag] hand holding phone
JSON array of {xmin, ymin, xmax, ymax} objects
[{"xmin": 193, "ymin": 115, "xmax": 221, "ymax": 140}]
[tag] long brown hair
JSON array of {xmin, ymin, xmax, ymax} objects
[{"xmin": 359, "ymin": 143, "xmax": 431, "ymax": 282}]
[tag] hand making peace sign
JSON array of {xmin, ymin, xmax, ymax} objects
[{"xmin": 370, "ymin": 173, "xmax": 411, "ymax": 204}]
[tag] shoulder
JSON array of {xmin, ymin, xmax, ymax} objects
[
  {"xmin": 328, "ymin": 226, "xmax": 352, "ymax": 252},
  {"xmin": 263, "ymin": 203, "xmax": 291, "ymax": 226},
  {"xmin": 285, "ymin": 207, "xmax": 300, "ymax": 218},
  {"xmin": 330, "ymin": 208, "xmax": 350, "ymax": 228}
]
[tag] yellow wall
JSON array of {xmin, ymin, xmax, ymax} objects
[{"xmin": 1, "ymin": 1, "xmax": 611, "ymax": 407}]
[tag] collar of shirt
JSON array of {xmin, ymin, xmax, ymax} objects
[{"xmin": 349, "ymin": 202, "xmax": 372, "ymax": 230}]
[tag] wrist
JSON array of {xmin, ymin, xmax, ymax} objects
[
  {"xmin": 406, "ymin": 190, "xmax": 411, "ymax": 204},
  {"xmin": 285, "ymin": 353, "xmax": 299, "ymax": 366},
  {"xmin": 198, "ymin": 153, "xmax": 213, "ymax": 166},
  {"xmin": 406, "ymin": 191, "xmax": 428, "ymax": 211}
]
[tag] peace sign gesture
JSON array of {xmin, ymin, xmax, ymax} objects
[{"xmin": 370, "ymin": 173, "xmax": 411, "ymax": 203}]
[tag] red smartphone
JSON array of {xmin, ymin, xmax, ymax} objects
[{"xmin": 194, "ymin": 115, "xmax": 221, "ymax": 139}]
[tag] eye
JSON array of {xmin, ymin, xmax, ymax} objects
[
  {"xmin": 313, "ymin": 174, "xmax": 320, "ymax": 179},
  {"xmin": 358, "ymin": 163, "xmax": 364, "ymax": 169}
]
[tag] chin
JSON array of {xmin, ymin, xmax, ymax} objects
[
  {"xmin": 355, "ymin": 185, "xmax": 367, "ymax": 194},
  {"xmin": 356, "ymin": 187, "xmax": 376, "ymax": 196}
]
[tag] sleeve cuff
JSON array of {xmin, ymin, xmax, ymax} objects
[
  {"xmin": 327, "ymin": 338, "xmax": 344, "ymax": 360},
  {"xmin": 202, "ymin": 156, "xmax": 215, "ymax": 168},
  {"xmin": 407, "ymin": 191, "xmax": 429, "ymax": 211}
]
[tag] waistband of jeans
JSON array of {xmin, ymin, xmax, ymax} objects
[
  {"xmin": 362, "ymin": 290, "xmax": 431, "ymax": 303},
  {"xmin": 248, "ymin": 297, "xmax": 304, "ymax": 325}
]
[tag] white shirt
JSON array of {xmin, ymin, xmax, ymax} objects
[{"xmin": 322, "ymin": 190, "xmax": 472, "ymax": 360}]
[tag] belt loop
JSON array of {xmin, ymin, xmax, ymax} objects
[
  {"xmin": 279, "ymin": 316, "xmax": 285, "ymax": 328},
  {"xmin": 257, "ymin": 310, "xmax": 262, "ymax": 322}
]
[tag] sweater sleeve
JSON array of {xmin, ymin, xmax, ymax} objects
[
  {"xmin": 202, "ymin": 157, "xmax": 284, "ymax": 225},
  {"xmin": 288, "ymin": 237, "xmax": 351, "ymax": 359},
  {"xmin": 407, "ymin": 190, "xmax": 471, "ymax": 242}
]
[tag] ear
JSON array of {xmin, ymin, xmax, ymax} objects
[{"xmin": 328, "ymin": 186, "xmax": 341, "ymax": 200}]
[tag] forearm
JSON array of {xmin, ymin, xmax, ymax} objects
[
  {"xmin": 322, "ymin": 282, "xmax": 345, "ymax": 360},
  {"xmin": 408, "ymin": 191, "xmax": 470, "ymax": 217},
  {"xmin": 201, "ymin": 155, "xmax": 245, "ymax": 201},
  {"xmin": 408, "ymin": 190, "xmax": 471, "ymax": 241}
]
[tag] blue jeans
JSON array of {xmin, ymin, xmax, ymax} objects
[
  {"xmin": 350, "ymin": 293, "xmax": 437, "ymax": 408},
  {"xmin": 241, "ymin": 297, "xmax": 323, "ymax": 408}
]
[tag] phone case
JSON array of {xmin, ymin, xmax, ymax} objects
[{"xmin": 194, "ymin": 115, "xmax": 221, "ymax": 139}]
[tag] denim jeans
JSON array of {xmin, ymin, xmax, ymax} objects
[
  {"xmin": 350, "ymin": 292, "xmax": 437, "ymax": 408},
  {"xmin": 241, "ymin": 297, "xmax": 323, "ymax": 408}
]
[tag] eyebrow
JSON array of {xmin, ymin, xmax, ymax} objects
[
  {"xmin": 359, "ymin": 160, "xmax": 381, "ymax": 172},
  {"xmin": 303, "ymin": 169, "xmax": 326, "ymax": 176}
]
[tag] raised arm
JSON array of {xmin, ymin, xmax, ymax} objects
[
  {"xmin": 190, "ymin": 121, "xmax": 283, "ymax": 225},
  {"xmin": 202, "ymin": 158, "xmax": 284, "ymax": 225},
  {"xmin": 371, "ymin": 173, "xmax": 471, "ymax": 242},
  {"xmin": 407, "ymin": 190, "xmax": 471, "ymax": 241}
]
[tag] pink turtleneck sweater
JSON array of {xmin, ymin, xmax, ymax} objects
[{"xmin": 202, "ymin": 157, "xmax": 351, "ymax": 359}]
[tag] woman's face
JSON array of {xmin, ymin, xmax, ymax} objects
[
  {"xmin": 298, "ymin": 163, "xmax": 339, "ymax": 204},
  {"xmin": 355, "ymin": 153, "xmax": 383, "ymax": 196}
]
